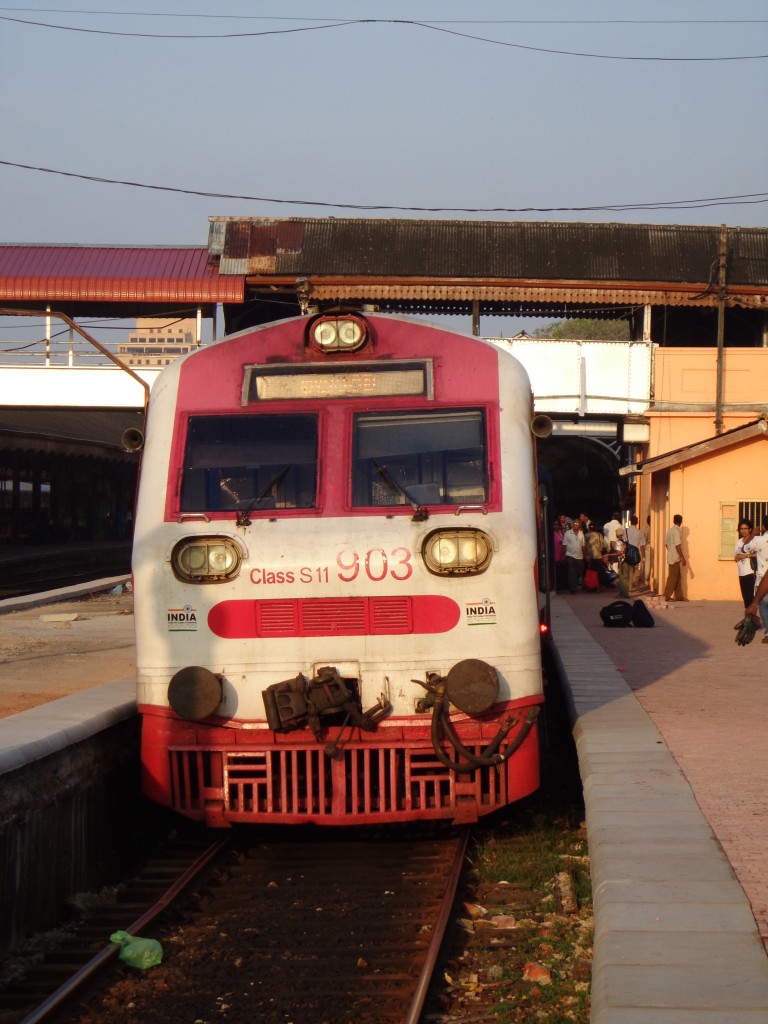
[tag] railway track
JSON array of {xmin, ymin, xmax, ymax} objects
[
  {"xmin": 3, "ymin": 828, "xmax": 468, "ymax": 1024},
  {"xmin": 0, "ymin": 833, "xmax": 229, "ymax": 1024}
]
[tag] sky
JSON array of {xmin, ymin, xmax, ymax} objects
[{"xmin": 1, "ymin": 0, "xmax": 767, "ymax": 248}]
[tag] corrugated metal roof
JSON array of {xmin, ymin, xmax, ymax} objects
[
  {"xmin": 0, "ymin": 245, "xmax": 244, "ymax": 304},
  {"xmin": 208, "ymin": 217, "xmax": 768, "ymax": 289}
]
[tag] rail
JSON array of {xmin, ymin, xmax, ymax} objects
[
  {"xmin": 5, "ymin": 828, "xmax": 470, "ymax": 1024},
  {"xmin": 3, "ymin": 836, "xmax": 231, "ymax": 1024}
]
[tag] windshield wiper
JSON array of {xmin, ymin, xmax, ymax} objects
[
  {"xmin": 236, "ymin": 465, "xmax": 292, "ymax": 526},
  {"xmin": 372, "ymin": 460, "xmax": 428, "ymax": 522}
]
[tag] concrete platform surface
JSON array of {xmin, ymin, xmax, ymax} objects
[
  {"xmin": 0, "ymin": 585, "xmax": 135, "ymax": 718},
  {"xmin": 554, "ymin": 591, "xmax": 768, "ymax": 1023}
]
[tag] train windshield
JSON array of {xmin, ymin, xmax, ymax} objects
[
  {"xmin": 179, "ymin": 414, "xmax": 318, "ymax": 512},
  {"xmin": 352, "ymin": 409, "xmax": 487, "ymax": 507}
]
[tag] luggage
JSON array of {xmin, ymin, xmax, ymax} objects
[
  {"xmin": 631, "ymin": 599, "xmax": 654, "ymax": 628},
  {"xmin": 582, "ymin": 568, "xmax": 600, "ymax": 591},
  {"xmin": 599, "ymin": 565, "xmax": 618, "ymax": 586},
  {"xmin": 599, "ymin": 600, "xmax": 633, "ymax": 627},
  {"xmin": 624, "ymin": 543, "xmax": 641, "ymax": 565}
]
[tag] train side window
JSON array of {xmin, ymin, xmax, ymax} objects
[
  {"xmin": 352, "ymin": 409, "xmax": 487, "ymax": 507},
  {"xmin": 179, "ymin": 414, "xmax": 318, "ymax": 513}
]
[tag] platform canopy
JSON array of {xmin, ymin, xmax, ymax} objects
[
  {"xmin": 0, "ymin": 244, "xmax": 244, "ymax": 319},
  {"xmin": 208, "ymin": 217, "xmax": 768, "ymax": 317}
]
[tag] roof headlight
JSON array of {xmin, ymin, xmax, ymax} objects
[
  {"xmin": 172, "ymin": 536, "xmax": 241, "ymax": 583},
  {"xmin": 309, "ymin": 315, "xmax": 368, "ymax": 353},
  {"xmin": 422, "ymin": 528, "xmax": 492, "ymax": 576},
  {"xmin": 314, "ymin": 321, "xmax": 338, "ymax": 348},
  {"xmin": 337, "ymin": 318, "xmax": 364, "ymax": 348}
]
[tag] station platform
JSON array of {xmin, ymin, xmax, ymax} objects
[
  {"xmin": 2, "ymin": 581, "xmax": 768, "ymax": 1020},
  {"xmin": 554, "ymin": 591, "xmax": 768, "ymax": 1022}
]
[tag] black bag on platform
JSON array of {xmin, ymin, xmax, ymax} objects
[
  {"xmin": 631, "ymin": 599, "xmax": 654, "ymax": 628},
  {"xmin": 600, "ymin": 600, "xmax": 633, "ymax": 627},
  {"xmin": 624, "ymin": 543, "xmax": 641, "ymax": 565}
]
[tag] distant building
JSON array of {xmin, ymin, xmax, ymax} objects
[{"xmin": 117, "ymin": 317, "xmax": 198, "ymax": 367}]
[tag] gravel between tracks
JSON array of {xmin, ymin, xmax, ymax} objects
[{"xmin": 58, "ymin": 818, "xmax": 591, "ymax": 1024}]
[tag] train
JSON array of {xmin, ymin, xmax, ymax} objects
[{"xmin": 132, "ymin": 312, "xmax": 548, "ymax": 826}]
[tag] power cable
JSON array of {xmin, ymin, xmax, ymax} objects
[
  {"xmin": 1, "ymin": 158, "xmax": 766, "ymax": 213},
  {"xmin": 0, "ymin": 14, "xmax": 765, "ymax": 60},
  {"xmin": 1, "ymin": 8, "xmax": 766, "ymax": 22}
]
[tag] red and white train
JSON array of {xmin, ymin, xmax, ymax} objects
[{"xmin": 132, "ymin": 312, "xmax": 546, "ymax": 826}]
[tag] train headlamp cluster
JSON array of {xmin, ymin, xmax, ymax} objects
[
  {"xmin": 309, "ymin": 315, "xmax": 368, "ymax": 353},
  {"xmin": 171, "ymin": 537, "xmax": 241, "ymax": 583},
  {"xmin": 422, "ymin": 528, "xmax": 492, "ymax": 576}
]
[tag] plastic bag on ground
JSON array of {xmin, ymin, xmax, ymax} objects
[{"xmin": 109, "ymin": 930, "xmax": 163, "ymax": 969}]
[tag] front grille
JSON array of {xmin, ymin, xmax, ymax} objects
[
  {"xmin": 300, "ymin": 599, "xmax": 367, "ymax": 633},
  {"xmin": 168, "ymin": 740, "xmax": 517, "ymax": 823},
  {"xmin": 370, "ymin": 597, "xmax": 412, "ymax": 632},
  {"xmin": 217, "ymin": 596, "xmax": 417, "ymax": 637},
  {"xmin": 257, "ymin": 601, "xmax": 295, "ymax": 634}
]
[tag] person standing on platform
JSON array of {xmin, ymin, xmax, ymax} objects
[
  {"xmin": 585, "ymin": 522, "xmax": 607, "ymax": 577},
  {"xmin": 625, "ymin": 514, "xmax": 646, "ymax": 593},
  {"xmin": 663, "ymin": 514, "xmax": 687, "ymax": 601},
  {"xmin": 613, "ymin": 526, "xmax": 632, "ymax": 598},
  {"xmin": 603, "ymin": 511, "xmax": 623, "ymax": 547},
  {"xmin": 734, "ymin": 518, "xmax": 757, "ymax": 608},
  {"xmin": 603, "ymin": 510, "xmax": 625, "ymax": 585},
  {"xmin": 744, "ymin": 517, "xmax": 768, "ymax": 642},
  {"xmin": 562, "ymin": 518, "xmax": 586, "ymax": 594}
]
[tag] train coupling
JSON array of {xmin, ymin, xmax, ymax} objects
[{"xmin": 263, "ymin": 666, "xmax": 392, "ymax": 737}]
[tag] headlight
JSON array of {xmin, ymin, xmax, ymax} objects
[
  {"xmin": 171, "ymin": 536, "xmax": 241, "ymax": 583},
  {"xmin": 309, "ymin": 315, "xmax": 368, "ymax": 353},
  {"xmin": 422, "ymin": 528, "xmax": 492, "ymax": 576}
]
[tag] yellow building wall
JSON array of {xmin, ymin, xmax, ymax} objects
[
  {"xmin": 649, "ymin": 347, "xmax": 768, "ymax": 454},
  {"xmin": 651, "ymin": 437, "xmax": 768, "ymax": 601},
  {"xmin": 631, "ymin": 348, "xmax": 768, "ymax": 600}
]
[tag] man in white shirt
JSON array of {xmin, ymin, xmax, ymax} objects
[
  {"xmin": 663, "ymin": 514, "xmax": 687, "ymax": 601},
  {"xmin": 625, "ymin": 514, "xmax": 646, "ymax": 593},
  {"xmin": 603, "ymin": 512, "xmax": 623, "ymax": 545},
  {"xmin": 562, "ymin": 519, "xmax": 586, "ymax": 594}
]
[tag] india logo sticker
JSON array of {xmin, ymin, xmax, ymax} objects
[
  {"xmin": 167, "ymin": 605, "xmax": 198, "ymax": 631},
  {"xmin": 465, "ymin": 598, "xmax": 496, "ymax": 625}
]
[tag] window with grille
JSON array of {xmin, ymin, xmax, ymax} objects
[{"xmin": 720, "ymin": 500, "xmax": 768, "ymax": 558}]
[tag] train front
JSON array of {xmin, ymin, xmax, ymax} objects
[{"xmin": 133, "ymin": 313, "xmax": 545, "ymax": 826}]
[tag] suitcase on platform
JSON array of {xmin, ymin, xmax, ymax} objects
[{"xmin": 582, "ymin": 568, "xmax": 600, "ymax": 591}]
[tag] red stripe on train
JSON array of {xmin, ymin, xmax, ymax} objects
[{"xmin": 208, "ymin": 595, "xmax": 461, "ymax": 638}]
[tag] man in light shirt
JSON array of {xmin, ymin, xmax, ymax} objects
[
  {"xmin": 663, "ymin": 514, "xmax": 687, "ymax": 601},
  {"xmin": 562, "ymin": 518, "xmax": 586, "ymax": 594},
  {"xmin": 625, "ymin": 514, "xmax": 646, "ymax": 593},
  {"xmin": 603, "ymin": 512, "xmax": 623, "ymax": 546}
]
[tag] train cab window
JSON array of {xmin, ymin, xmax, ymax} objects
[
  {"xmin": 179, "ymin": 414, "xmax": 318, "ymax": 513},
  {"xmin": 352, "ymin": 409, "xmax": 487, "ymax": 508}
]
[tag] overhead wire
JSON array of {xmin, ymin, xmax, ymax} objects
[
  {"xmin": 0, "ymin": 13, "xmax": 765, "ymax": 60},
  {"xmin": 0, "ymin": 159, "xmax": 766, "ymax": 213},
  {"xmin": 1, "ymin": 8, "xmax": 767, "ymax": 21}
]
